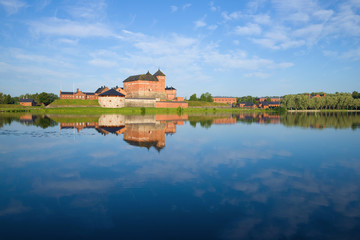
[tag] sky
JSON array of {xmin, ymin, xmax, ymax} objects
[{"xmin": 0, "ymin": 0, "xmax": 359, "ymax": 98}]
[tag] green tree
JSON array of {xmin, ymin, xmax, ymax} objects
[
  {"xmin": 352, "ymin": 91, "xmax": 360, "ymax": 99},
  {"xmin": 37, "ymin": 92, "xmax": 58, "ymax": 105},
  {"xmin": 199, "ymin": 92, "xmax": 213, "ymax": 102},
  {"xmin": 189, "ymin": 93, "xmax": 197, "ymax": 101}
]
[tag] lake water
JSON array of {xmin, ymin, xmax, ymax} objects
[{"xmin": 0, "ymin": 112, "xmax": 360, "ymax": 240}]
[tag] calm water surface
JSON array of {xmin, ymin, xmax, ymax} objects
[{"xmin": 0, "ymin": 112, "xmax": 359, "ymax": 240}]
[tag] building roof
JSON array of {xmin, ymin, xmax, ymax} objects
[
  {"xmin": 261, "ymin": 101, "xmax": 281, "ymax": 106},
  {"xmin": 165, "ymin": 86, "xmax": 176, "ymax": 90},
  {"xmin": 240, "ymin": 101, "xmax": 255, "ymax": 106},
  {"xmin": 213, "ymin": 96, "xmax": 236, "ymax": 98},
  {"xmin": 96, "ymin": 126, "xmax": 125, "ymax": 135},
  {"xmin": 20, "ymin": 98, "xmax": 35, "ymax": 103},
  {"xmin": 98, "ymin": 88, "xmax": 125, "ymax": 97},
  {"xmin": 84, "ymin": 92, "xmax": 95, "ymax": 95},
  {"xmin": 61, "ymin": 92, "xmax": 74, "ymax": 95},
  {"xmin": 95, "ymin": 86, "xmax": 108, "ymax": 93},
  {"xmin": 123, "ymin": 71, "xmax": 158, "ymax": 82},
  {"xmin": 153, "ymin": 69, "xmax": 166, "ymax": 76},
  {"xmin": 124, "ymin": 139, "xmax": 164, "ymax": 151}
]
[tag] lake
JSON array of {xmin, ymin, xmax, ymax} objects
[{"xmin": 0, "ymin": 112, "xmax": 359, "ymax": 239}]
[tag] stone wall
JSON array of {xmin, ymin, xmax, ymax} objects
[
  {"xmin": 98, "ymin": 114, "xmax": 125, "ymax": 126},
  {"xmin": 125, "ymin": 98, "xmax": 156, "ymax": 108},
  {"xmin": 98, "ymin": 96, "xmax": 125, "ymax": 108}
]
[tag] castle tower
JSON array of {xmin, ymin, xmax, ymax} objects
[{"xmin": 153, "ymin": 69, "xmax": 166, "ymax": 97}]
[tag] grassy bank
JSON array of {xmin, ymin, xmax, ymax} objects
[
  {"xmin": 49, "ymin": 99, "xmax": 100, "ymax": 106},
  {"xmin": 0, "ymin": 106, "xmax": 283, "ymax": 115},
  {"xmin": 186, "ymin": 101, "xmax": 230, "ymax": 107}
]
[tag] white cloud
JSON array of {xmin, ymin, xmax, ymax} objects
[
  {"xmin": 183, "ymin": 3, "xmax": 191, "ymax": 10},
  {"xmin": 342, "ymin": 47, "xmax": 360, "ymax": 60},
  {"xmin": 244, "ymin": 72, "xmax": 270, "ymax": 79},
  {"xmin": 194, "ymin": 18, "xmax": 207, "ymax": 28},
  {"xmin": 293, "ymin": 24, "xmax": 324, "ymax": 46},
  {"xmin": 65, "ymin": 0, "xmax": 107, "ymax": 20},
  {"xmin": 0, "ymin": 0, "xmax": 27, "ymax": 15},
  {"xmin": 234, "ymin": 23, "xmax": 261, "ymax": 35},
  {"xmin": 209, "ymin": 1, "xmax": 218, "ymax": 11},
  {"xmin": 57, "ymin": 38, "xmax": 79, "ymax": 45},
  {"xmin": 208, "ymin": 25, "xmax": 218, "ymax": 30},
  {"xmin": 313, "ymin": 9, "xmax": 334, "ymax": 21},
  {"xmin": 222, "ymin": 11, "xmax": 242, "ymax": 21},
  {"xmin": 253, "ymin": 14, "xmax": 271, "ymax": 25},
  {"xmin": 170, "ymin": 5, "xmax": 178, "ymax": 12},
  {"xmin": 286, "ymin": 12, "xmax": 310, "ymax": 23},
  {"xmin": 29, "ymin": 17, "xmax": 116, "ymax": 38},
  {"xmin": 88, "ymin": 59, "xmax": 117, "ymax": 68}
]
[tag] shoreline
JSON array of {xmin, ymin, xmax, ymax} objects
[
  {"xmin": 287, "ymin": 110, "xmax": 360, "ymax": 112},
  {"xmin": 0, "ymin": 106, "xmax": 279, "ymax": 115}
]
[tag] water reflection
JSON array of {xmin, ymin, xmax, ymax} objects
[{"xmin": 0, "ymin": 112, "xmax": 359, "ymax": 239}]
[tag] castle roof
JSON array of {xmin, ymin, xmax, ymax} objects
[
  {"xmin": 165, "ymin": 86, "xmax": 176, "ymax": 90},
  {"xmin": 153, "ymin": 69, "xmax": 165, "ymax": 76},
  {"xmin": 123, "ymin": 71, "xmax": 158, "ymax": 82},
  {"xmin": 98, "ymin": 89, "xmax": 125, "ymax": 97}
]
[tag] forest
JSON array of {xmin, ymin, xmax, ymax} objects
[{"xmin": 281, "ymin": 92, "xmax": 360, "ymax": 110}]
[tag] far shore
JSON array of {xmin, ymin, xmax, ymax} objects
[{"xmin": 287, "ymin": 109, "xmax": 360, "ymax": 112}]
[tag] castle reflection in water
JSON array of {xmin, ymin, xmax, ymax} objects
[{"xmin": 59, "ymin": 113, "xmax": 281, "ymax": 151}]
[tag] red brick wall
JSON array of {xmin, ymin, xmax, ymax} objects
[
  {"xmin": 124, "ymin": 80, "xmax": 165, "ymax": 99},
  {"xmin": 165, "ymin": 89, "xmax": 176, "ymax": 100},
  {"xmin": 123, "ymin": 124, "xmax": 165, "ymax": 149},
  {"xmin": 20, "ymin": 102, "xmax": 34, "ymax": 106},
  {"xmin": 213, "ymin": 97, "xmax": 237, "ymax": 104}
]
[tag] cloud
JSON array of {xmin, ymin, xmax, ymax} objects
[
  {"xmin": 0, "ymin": 0, "xmax": 27, "ymax": 15},
  {"xmin": 253, "ymin": 14, "xmax": 271, "ymax": 25},
  {"xmin": 313, "ymin": 9, "xmax": 334, "ymax": 21},
  {"xmin": 88, "ymin": 59, "xmax": 117, "ymax": 68},
  {"xmin": 222, "ymin": 11, "xmax": 242, "ymax": 21},
  {"xmin": 65, "ymin": 0, "xmax": 107, "ymax": 20},
  {"xmin": 208, "ymin": 25, "xmax": 218, "ymax": 30},
  {"xmin": 170, "ymin": 5, "xmax": 178, "ymax": 13},
  {"xmin": 244, "ymin": 72, "xmax": 270, "ymax": 79},
  {"xmin": 57, "ymin": 38, "xmax": 79, "ymax": 45},
  {"xmin": 342, "ymin": 47, "xmax": 360, "ymax": 60},
  {"xmin": 209, "ymin": 1, "xmax": 218, "ymax": 12},
  {"xmin": 0, "ymin": 200, "xmax": 29, "ymax": 216},
  {"xmin": 194, "ymin": 18, "xmax": 207, "ymax": 28},
  {"xmin": 29, "ymin": 17, "xmax": 116, "ymax": 38},
  {"xmin": 182, "ymin": 3, "xmax": 191, "ymax": 10},
  {"xmin": 234, "ymin": 23, "xmax": 261, "ymax": 35}
]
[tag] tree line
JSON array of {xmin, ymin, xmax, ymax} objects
[
  {"xmin": 188, "ymin": 92, "xmax": 213, "ymax": 102},
  {"xmin": 0, "ymin": 92, "xmax": 58, "ymax": 105},
  {"xmin": 282, "ymin": 92, "xmax": 360, "ymax": 110}
]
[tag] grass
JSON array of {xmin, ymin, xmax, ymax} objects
[
  {"xmin": 186, "ymin": 101, "xmax": 230, "ymax": 107},
  {"xmin": 1, "ymin": 103, "xmax": 282, "ymax": 115},
  {"xmin": 50, "ymin": 99, "xmax": 100, "ymax": 106}
]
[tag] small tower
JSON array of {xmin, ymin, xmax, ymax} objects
[{"xmin": 153, "ymin": 69, "xmax": 166, "ymax": 94}]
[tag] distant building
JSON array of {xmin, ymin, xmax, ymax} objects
[
  {"xmin": 309, "ymin": 93, "xmax": 326, "ymax": 98},
  {"xmin": 213, "ymin": 97, "xmax": 237, "ymax": 105},
  {"xmin": 257, "ymin": 97, "xmax": 281, "ymax": 102},
  {"xmin": 19, "ymin": 98, "xmax": 36, "ymax": 106},
  {"xmin": 60, "ymin": 88, "xmax": 97, "ymax": 100},
  {"xmin": 260, "ymin": 101, "xmax": 281, "ymax": 109},
  {"xmin": 237, "ymin": 102, "xmax": 257, "ymax": 109}
]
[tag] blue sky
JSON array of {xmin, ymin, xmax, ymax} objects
[{"xmin": 0, "ymin": 0, "xmax": 359, "ymax": 98}]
